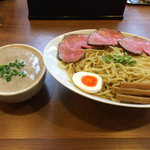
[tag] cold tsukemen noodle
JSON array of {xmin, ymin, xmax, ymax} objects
[{"xmin": 58, "ymin": 46, "xmax": 150, "ymax": 103}]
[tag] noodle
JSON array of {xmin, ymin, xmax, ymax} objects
[{"xmin": 58, "ymin": 46, "xmax": 150, "ymax": 102}]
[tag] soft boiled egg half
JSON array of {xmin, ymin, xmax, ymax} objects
[{"xmin": 72, "ymin": 72, "xmax": 102, "ymax": 93}]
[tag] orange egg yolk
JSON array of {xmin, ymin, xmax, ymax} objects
[{"xmin": 81, "ymin": 75, "xmax": 98, "ymax": 87}]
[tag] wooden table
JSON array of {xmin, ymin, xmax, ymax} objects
[{"xmin": 0, "ymin": 0, "xmax": 150, "ymax": 149}]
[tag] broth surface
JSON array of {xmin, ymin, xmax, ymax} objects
[{"xmin": 0, "ymin": 45, "xmax": 44, "ymax": 93}]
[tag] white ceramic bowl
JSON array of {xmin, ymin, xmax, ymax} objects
[
  {"xmin": 43, "ymin": 29, "xmax": 150, "ymax": 108},
  {"xmin": 0, "ymin": 44, "xmax": 46, "ymax": 103}
]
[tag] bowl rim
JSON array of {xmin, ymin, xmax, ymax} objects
[{"xmin": 0, "ymin": 43, "xmax": 46, "ymax": 96}]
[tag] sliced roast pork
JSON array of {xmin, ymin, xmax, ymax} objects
[
  {"xmin": 88, "ymin": 28, "xmax": 123, "ymax": 46},
  {"xmin": 119, "ymin": 37, "xmax": 150, "ymax": 55},
  {"xmin": 58, "ymin": 34, "xmax": 92, "ymax": 63},
  {"xmin": 142, "ymin": 41, "xmax": 150, "ymax": 56}
]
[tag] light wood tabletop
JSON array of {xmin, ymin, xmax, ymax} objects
[{"xmin": 0, "ymin": 0, "xmax": 150, "ymax": 149}]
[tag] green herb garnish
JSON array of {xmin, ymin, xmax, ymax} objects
[
  {"xmin": 0, "ymin": 59, "xmax": 26, "ymax": 82},
  {"xmin": 103, "ymin": 51, "xmax": 137, "ymax": 66},
  {"xmin": 103, "ymin": 54, "xmax": 136, "ymax": 66}
]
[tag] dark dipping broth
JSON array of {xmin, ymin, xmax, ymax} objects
[{"xmin": 0, "ymin": 44, "xmax": 44, "ymax": 93}]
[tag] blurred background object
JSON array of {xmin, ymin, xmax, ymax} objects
[
  {"xmin": 127, "ymin": 0, "xmax": 150, "ymax": 5},
  {"xmin": 27, "ymin": 0, "xmax": 127, "ymax": 20}
]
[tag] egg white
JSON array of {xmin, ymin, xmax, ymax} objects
[{"xmin": 72, "ymin": 72, "xmax": 102, "ymax": 93}]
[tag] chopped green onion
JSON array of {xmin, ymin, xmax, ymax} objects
[
  {"xmin": 103, "ymin": 52, "xmax": 137, "ymax": 66},
  {"xmin": 0, "ymin": 59, "xmax": 27, "ymax": 82}
]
